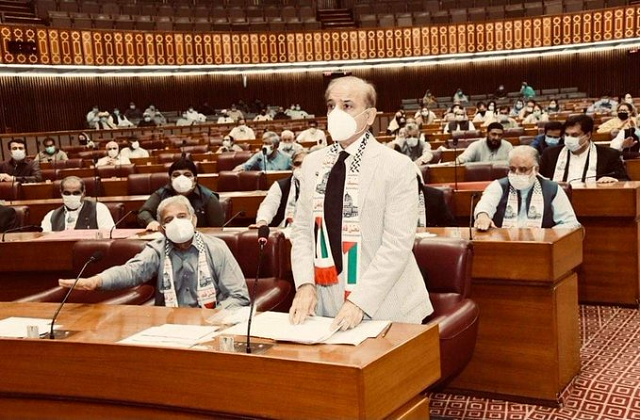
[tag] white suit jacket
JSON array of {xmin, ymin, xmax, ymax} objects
[{"xmin": 290, "ymin": 135, "xmax": 433, "ymax": 323}]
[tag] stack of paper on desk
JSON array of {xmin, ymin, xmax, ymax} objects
[
  {"xmin": 0, "ymin": 317, "xmax": 54, "ymax": 338},
  {"xmin": 221, "ymin": 312, "xmax": 391, "ymax": 346},
  {"xmin": 119, "ymin": 324, "xmax": 220, "ymax": 349}
]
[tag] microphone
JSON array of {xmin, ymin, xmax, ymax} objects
[
  {"xmin": 181, "ymin": 139, "xmax": 187, "ymax": 158},
  {"xmin": 452, "ymin": 137, "xmax": 459, "ymax": 191},
  {"xmin": 109, "ymin": 209, "xmax": 137, "ymax": 239},
  {"xmin": 222, "ymin": 210, "xmax": 246, "ymax": 228},
  {"xmin": 93, "ymin": 157, "xmax": 101, "ymax": 203},
  {"xmin": 2, "ymin": 225, "xmax": 43, "ymax": 242},
  {"xmin": 261, "ymin": 147, "xmax": 268, "ymax": 173},
  {"xmin": 49, "ymin": 251, "xmax": 104, "ymax": 339},
  {"xmin": 246, "ymin": 225, "xmax": 270, "ymax": 354},
  {"xmin": 468, "ymin": 192, "xmax": 478, "ymax": 240}
]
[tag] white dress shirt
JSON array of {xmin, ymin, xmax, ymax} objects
[
  {"xmin": 228, "ymin": 125, "xmax": 256, "ymax": 140},
  {"xmin": 256, "ymin": 178, "xmax": 298, "ymax": 227},
  {"xmin": 41, "ymin": 201, "xmax": 115, "ymax": 232}
]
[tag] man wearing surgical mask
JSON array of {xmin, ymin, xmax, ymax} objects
[
  {"xmin": 60, "ymin": 195, "xmax": 249, "ymax": 309},
  {"xmin": 296, "ymin": 120, "xmax": 327, "ymax": 147},
  {"xmin": 96, "ymin": 141, "xmax": 131, "ymax": 167},
  {"xmin": 41, "ymin": 176, "xmax": 114, "ymax": 232},
  {"xmin": 120, "ymin": 137, "xmax": 150, "ymax": 159},
  {"xmin": 388, "ymin": 122, "xmax": 433, "ymax": 165},
  {"xmin": 474, "ymin": 146, "xmax": 579, "ymax": 231},
  {"xmin": 234, "ymin": 131, "xmax": 292, "ymax": 171},
  {"xmin": 540, "ymin": 114, "xmax": 629, "ymax": 184},
  {"xmin": 456, "ymin": 122, "xmax": 513, "ymax": 164},
  {"xmin": 289, "ymin": 76, "xmax": 433, "ymax": 331},
  {"xmin": 278, "ymin": 130, "xmax": 304, "ymax": 158},
  {"xmin": 137, "ymin": 113, "xmax": 157, "ymax": 127},
  {"xmin": 444, "ymin": 108, "xmax": 476, "ymax": 133},
  {"xmin": 112, "ymin": 108, "xmax": 134, "ymax": 128},
  {"xmin": 35, "ymin": 137, "xmax": 69, "ymax": 163},
  {"xmin": 216, "ymin": 135, "xmax": 243, "ymax": 153},
  {"xmin": 252, "ymin": 150, "xmax": 307, "ymax": 228},
  {"xmin": 530, "ymin": 121, "xmax": 564, "ymax": 155},
  {"xmin": 138, "ymin": 158, "xmax": 225, "ymax": 231},
  {"xmin": 0, "ymin": 138, "xmax": 42, "ymax": 183},
  {"xmin": 228, "ymin": 118, "xmax": 256, "ymax": 141}
]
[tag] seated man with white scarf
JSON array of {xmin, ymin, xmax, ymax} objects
[
  {"xmin": 59, "ymin": 195, "xmax": 250, "ymax": 309},
  {"xmin": 539, "ymin": 114, "xmax": 629, "ymax": 185},
  {"xmin": 474, "ymin": 146, "xmax": 580, "ymax": 231}
]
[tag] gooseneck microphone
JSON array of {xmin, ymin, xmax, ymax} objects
[
  {"xmin": 246, "ymin": 225, "xmax": 269, "ymax": 354},
  {"xmin": 109, "ymin": 209, "xmax": 137, "ymax": 239},
  {"xmin": 93, "ymin": 157, "xmax": 101, "ymax": 203},
  {"xmin": 452, "ymin": 137, "xmax": 459, "ymax": 191},
  {"xmin": 261, "ymin": 147, "xmax": 268, "ymax": 174},
  {"xmin": 49, "ymin": 251, "xmax": 104, "ymax": 339},
  {"xmin": 468, "ymin": 192, "xmax": 478, "ymax": 240},
  {"xmin": 222, "ymin": 210, "xmax": 246, "ymax": 228},
  {"xmin": 2, "ymin": 225, "xmax": 43, "ymax": 242}
]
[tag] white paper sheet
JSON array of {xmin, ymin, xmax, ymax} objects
[
  {"xmin": 118, "ymin": 324, "xmax": 221, "ymax": 349},
  {"xmin": 221, "ymin": 312, "xmax": 391, "ymax": 346},
  {"xmin": 0, "ymin": 317, "xmax": 54, "ymax": 338}
]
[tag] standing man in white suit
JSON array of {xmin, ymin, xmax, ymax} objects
[{"xmin": 289, "ymin": 76, "xmax": 433, "ymax": 330}]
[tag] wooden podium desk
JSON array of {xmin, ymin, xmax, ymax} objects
[
  {"xmin": 424, "ymin": 227, "xmax": 582, "ymax": 405},
  {"xmin": 0, "ymin": 302, "xmax": 440, "ymax": 420},
  {"xmin": 444, "ymin": 181, "xmax": 640, "ymax": 306}
]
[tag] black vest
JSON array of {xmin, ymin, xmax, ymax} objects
[
  {"xmin": 50, "ymin": 201, "xmax": 98, "ymax": 231},
  {"xmin": 157, "ymin": 184, "xmax": 217, "ymax": 227},
  {"xmin": 271, "ymin": 177, "xmax": 296, "ymax": 227},
  {"xmin": 493, "ymin": 176, "xmax": 558, "ymax": 228},
  {"xmin": 448, "ymin": 120, "xmax": 470, "ymax": 132}
]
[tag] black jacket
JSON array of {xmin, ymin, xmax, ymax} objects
[{"xmin": 539, "ymin": 144, "xmax": 629, "ymax": 182}]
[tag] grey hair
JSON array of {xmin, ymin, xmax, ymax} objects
[
  {"xmin": 291, "ymin": 150, "xmax": 308, "ymax": 162},
  {"xmin": 157, "ymin": 195, "xmax": 195, "ymax": 222},
  {"xmin": 324, "ymin": 76, "xmax": 377, "ymax": 108},
  {"xmin": 60, "ymin": 176, "xmax": 85, "ymax": 193},
  {"xmin": 262, "ymin": 131, "xmax": 280, "ymax": 146},
  {"xmin": 405, "ymin": 122, "xmax": 420, "ymax": 133},
  {"xmin": 508, "ymin": 145, "xmax": 540, "ymax": 166}
]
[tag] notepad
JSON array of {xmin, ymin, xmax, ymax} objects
[
  {"xmin": 221, "ymin": 312, "xmax": 391, "ymax": 346},
  {"xmin": 119, "ymin": 324, "xmax": 221, "ymax": 349},
  {"xmin": 0, "ymin": 317, "xmax": 55, "ymax": 338}
]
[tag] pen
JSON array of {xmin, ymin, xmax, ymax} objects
[{"xmin": 380, "ymin": 323, "xmax": 392, "ymax": 338}]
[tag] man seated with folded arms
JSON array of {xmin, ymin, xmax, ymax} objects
[
  {"xmin": 474, "ymin": 146, "xmax": 580, "ymax": 231},
  {"xmin": 456, "ymin": 122, "xmax": 513, "ymax": 164},
  {"xmin": 233, "ymin": 131, "xmax": 292, "ymax": 172},
  {"xmin": 387, "ymin": 122, "xmax": 433, "ymax": 165},
  {"xmin": 119, "ymin": 137, "xmax": 150, "ymax": 159},
  {"xmin": 138, "ymin": 158, "xmax": 225, "ymax": 231},
  {"xmin": 0, "ymin": 138, "xmax": 42, "ymax": 183},
  {"xmin": 252, "ymin": 150, "xmax": 307, "ymax": 228},
  {"xmin": 60, "ymin": 196, "xmax": 250, "ymax": 309},
  {"xmin": 96, "ymin": 141, "xmax": 131, "ymax": 167},
  {"xmin": 41, "ymin": 176, "xmax": 115, "ymax": 232},
  {"xmin": 35, "ymin": 137, "xmax": 68, "ymax": 163},
  {"xmin": 539, "ymin": 114, "xmax": 629, "ymax": 184}
]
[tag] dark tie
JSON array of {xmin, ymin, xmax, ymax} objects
[{"xmin": 324, "ymin": 151, "xmax": 349, "ymax": 275}]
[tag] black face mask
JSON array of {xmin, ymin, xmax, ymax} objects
[
  {"xmin": 486, "ymin": 138, "xmax": 501, "ymax": 150},
  {"xmin": 618, "ymin": 112, "xmax": 629, "ymax": 121}
]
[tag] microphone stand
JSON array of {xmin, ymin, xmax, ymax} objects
[
  {"xmin": 222, "ymin": 211, "xmax": 246, "ymax": 228},
  {"xmin": 109, "ymin": 209, "xmax": 136, "ymax": 239},
  {"xmin": 246, "ymin": 226, "xmax": 270, "ymax": 354},
  {"xmin": 452, "ymin": 137, "xmax": 459, "ymax": 191},
  {"xmin": 468, "ymin": 192, "xmax": 478, "ymax": 240},
  {"xmin": 93, "ymin": 157, "xmax": 100, "ymax": 203},
  {"xmin": 2, "ymin": 225, "xmax": 42, "ymax": 242}
]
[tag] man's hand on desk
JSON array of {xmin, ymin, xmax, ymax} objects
[
  {"xmin": 59, "ymin": 275, "xmax": 102, "ymax": 291},
  {"xmin": 331, "ymin": 300, "xmax": 364, "ymax": 331},
  {"xmin": 474, "ymin": 213, "xmax": 496, "ymax": 231},
  {"xmin": 289, "ymin": 284, "xmax": 317, "ymax": 325},
  {"xmin": 145, "ymin": 221, "xmax": 161, "ymax": 231},
  {"xmin": 597, "ymin": 176, "xmax": 618, "ymax": 184},
  {"xmin": 0, "ymin": 173, "xmax": 15, "ymax": 182},
  {"xmin": 248, "ymin": 220, "xmax": 267, "ymax": 229}
]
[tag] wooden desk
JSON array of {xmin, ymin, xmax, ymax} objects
[
  {"xmin": 426, "ymin": 227, "xmax": 582, "ymax": 405},
  {"xmin": 442, "ymin": 181, "xmax": 640, "ymax": 306},
  {"xmin": 0, "ymin": 302, "xmax": 440, "ymax": 419},
  {"xmin": 625, "ymin": 158, "xmax": 640, "ymax": 180}
]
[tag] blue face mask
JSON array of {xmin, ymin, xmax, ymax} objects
[{"xmin": 545, "ymin": 136, "xmax": 560, "ymax": 146}]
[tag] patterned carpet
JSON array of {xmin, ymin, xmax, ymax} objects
[{"xmin": 428, "ymin": 305, "xmax": 640, "ymax": 420}]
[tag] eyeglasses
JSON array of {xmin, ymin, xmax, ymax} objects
[{"xmin": 62, "ymin": 191, "xmax": 83, "ymax": 196}]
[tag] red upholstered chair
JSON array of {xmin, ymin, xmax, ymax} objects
[
  {"xmin": 9, "ymin": 205, "xmax": 30, "ymax": 227},
  {"xmin": 420, "ymin": 165, "xmax": 431, "ymax": 184},
  {"xmin": 463, "ymin": 163, "xmax": 494, "ymax": 182},
  {"xmin": 41, "ymin": 169, "xmax": 58, "ymax": 181},
  {"xmin": 158, "ymin": 152, "xmax": 190, "ymax": 163},
  {"xmin": 238, "ymin": 171, "xmax": 267, "ymax": 191},
  {"xmin": 96, "ymin": 164, "xmax": 136, "ymax": 179},
  {"xmin": 217, "ymin": 171, "xmax": 240, "ymax": 192},
  {"xmin": 104, "ymin": 202, "xmax": 125, "ymax": 223},
  {"xmin": 127, "ymin": 173, "xmax": 170, "ymax": 195},
  {"xmin": 50, "ymin": 158, "xmax": 83, "ymax": 169},
  {"xmin": 218, "ymin": 196, "xmax": 233, "ymax": 223},
  {"xmin": 0, "ymin": 182, "xmax": 21, "ymax": 200},
  {"xmin": 413, "ymin": 237, "xmax": 479, "ymax": 389},
  {"xmin": 217, "ymin": 152, "xmax": 239, "ymax": 172}
]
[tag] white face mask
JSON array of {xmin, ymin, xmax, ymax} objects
[
  {"xmin": 406, "ymin": 137, "xmax": 419, "ymax": 147},
  {"xmin": 164, "ymin": 217, "xmax": 195, "ymax": 244},
  {"xmin": 280, "ymin": 143, "xmax": 293, "ymax": 152},
  {"xmin": 564, "ymin": 135, "xmax": 583, "ymax": 152},
  {"xmin": 131, "ymin": 141, "xmax": 139, "ymax": 150},
  {"xmin": 327, "ymin": 107, "xmax": 366, "ymax": 142},
  {"xmin": 63, "ymin": 195, "xmax": 83, "ymax": 210},
  {"xmin": 172, "ymin": 175, "xmax": 194, "ymax": 194},
  {"xmin": 293, "ymin": 168, "xmax": 302, "ymax": 180},
  {"xmin": 107, "ymin": 149, "xmax": 118, "ymax": 158},
  {"xmin": 222, "ymin": 140, "xmax": 231, "ymax": 147},
  {"xmin": 508, "ymin": 172, "xmax": 536, "ymax": 191},
  {"xmin": 11, "ymin": 149, "xmax": 26, "ymax": 161},
  {"xmin": 455, "ymin": 114, "xmax": 465, "ymax": 121},
  {"xmin": 262, "ymin": 145, "xmax": 273, "ymax": 155}
]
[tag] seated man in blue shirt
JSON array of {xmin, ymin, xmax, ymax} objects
[
  {"xmin": 234, "ymin": 131, "xmax": 292, "ymax": 172},
  {"xmin": 473, "ymin": 146, "xmax": 580, "ymax": 231},
  {"xmin": 530, "ymin": 121, "xmax": 564, "ymax": 155},
  {"xmin": 59, "ymin": 195, "xmax": 250, "ymax": 309}
]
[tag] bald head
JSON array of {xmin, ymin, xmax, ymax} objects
[{"xmin": 325, "ymin": 76, "xmax": 377, "ymax": 109}]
